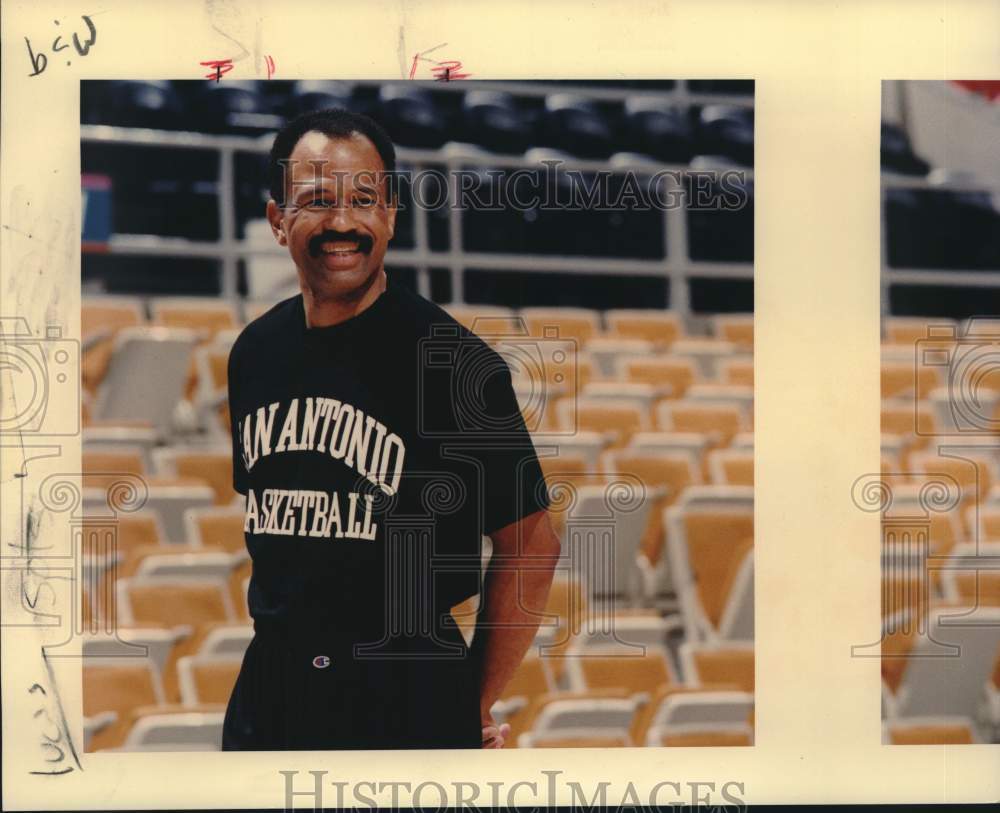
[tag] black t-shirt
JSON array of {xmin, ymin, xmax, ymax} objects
[{"xmin": 224, "ymin": 276, "xmax": 550, "ymax": 749}]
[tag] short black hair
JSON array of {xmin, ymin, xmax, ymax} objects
[{"xmin": 267, "ymin": 108, "xmax": 396, "ymax": 206}]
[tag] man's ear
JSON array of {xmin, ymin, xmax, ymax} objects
[{"xmin": 266, "ymin": 199, "xmax": 287, "ymax": 246}]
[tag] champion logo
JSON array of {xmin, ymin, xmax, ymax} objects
[{"xmin": 312, "ymin": 655, "xmax": 331, "ymax": 669}]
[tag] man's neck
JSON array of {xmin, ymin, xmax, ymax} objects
[{"xmin": 302, "ymin": 269, "xmax": 387, "ymax": 328}]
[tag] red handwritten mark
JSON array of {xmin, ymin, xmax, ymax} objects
[
  {"xmin": 200, "ymin": 58, "xmax": 234, "ymax": 82},
  {"xmin": 430, "ymin": 60, "xmax": 471, "ymax": 82},
  {"xmin": 265, "ymin": 54, "xmax": 275, "ymax": 79},
  {"xmin": 409, "ymin": 43, "xmax": 470, "ymax": 81}
]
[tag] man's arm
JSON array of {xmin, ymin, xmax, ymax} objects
[{"xmin": 469, "ymin": 508, "xmax": 561, "ymax": 745}]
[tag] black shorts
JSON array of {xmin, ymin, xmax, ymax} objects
[{"xmin": 221, "ymin": 628, "xmax": 482, "ymax": 750}]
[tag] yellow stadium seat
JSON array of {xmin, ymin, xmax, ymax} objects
[
  {"xmin": 619, "ymin": 355, "xmax": 701, "ymax": 399},
  {"xmin": 604, "ymin": 309, "xmax": 684, "ymax": 346}
]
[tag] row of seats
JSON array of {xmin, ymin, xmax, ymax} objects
[
  {"xmin": 80, "ymin": 297, "xmax": 755, "ymax": 442},
  {"xmin": 877, "ymin": 312, "xmax": 1000, "ymax": 742},
  {"xmin": 83, "ymin": 594, "xmax": 754, "ymax": 751},
  {"xmin": 80, "ymin": 473, "xmax": 753, "ymax": 750},
  {"xmin": 79, "ymin": 472, "xmax": 752, "ymax": 633},
  {"xmin": 82, "ymin": 81, "xmax": 754, "ymax": 165},
  {"xmin": 881, "ymin": 605, "xmax": 1000, "ymax": 744}
]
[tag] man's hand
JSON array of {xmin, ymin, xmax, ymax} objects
[{"xmin": 481, "ymin": 711, "xmax": 512, "ymax": 749}]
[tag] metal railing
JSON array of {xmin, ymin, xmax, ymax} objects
[
  {"xmin": 879, "ymin": 171, "xmax": 1000, "ymax": 317},
  {"xmin": 82, "ymin": 122, "xmax": 754, "ymax": 315}
]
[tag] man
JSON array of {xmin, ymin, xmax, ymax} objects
[{"xmin": 222, "ymin": 108, "xmax": 561, "ymax": 750}]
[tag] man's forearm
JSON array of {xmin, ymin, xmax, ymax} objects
[{"xmin": 471, "ymin": 511, "xmax": 561, "ymax": 716}]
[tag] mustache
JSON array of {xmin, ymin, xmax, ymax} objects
[{"xmin": 308, "ymin": 231, "xmax": 374, "ymax": 257}]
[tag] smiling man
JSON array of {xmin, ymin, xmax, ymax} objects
[{"xmin": 222, "ymin": 108, "xmax": 561, "ymax": 751}]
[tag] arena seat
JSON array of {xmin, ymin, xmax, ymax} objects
[
  {"xmin": 531, "ymin": 431, "xmax": 608, "ymax": 472},
  {"xmin": 626, "ymin": 432, "xmax": 710, "ymax": 474},
  {"xmin": 537, "ymin": 453, "xmax": 604, "ymax": 539},
  {"xmin": 908, "ymin": 452, "xmax": 993, "ymax": 533},
  {"xmin": 602, "ymin": 449, "xmax": 699, "ymax": 599},
  {"xmin": 668, "ymin": 338, "xmax": 738, "ymax": 379},
  {"xmin": 150, "ymin": 297, "xmax": 239, "ymax": 340},
  {"xmin": 565, "ymin": 649, "xmax": 676, "ymax": 695},
  {"xmin": 684, "ymin": 384, "xmax": 754, "ymax": 425},
  {"xmin": 533, "ymin": 575, "xmax": 589, "ymax": 653},
  {"xmin": 541, "ymin": 94, "xmax": 615, "ymax": 159},
  {"xmin": 461, "ymin": 90, "xmax": 536, "ymax": 155},
  {"xmin": 617, "ymin": 355, "xmax": 701, "ymax": 399},
  {"xmin": 82, "ymin": 296, "xmax": 146, "ymax": 394},
  {"xmin": 560, "ymin": 484, "xmax": 652, "ymax": 602},
  {"xmin": 83, "ymin": 425, "xmax": 159, "ymax": 466},
  {"xmin": 117, "ymin": 577, "xmax": 235, "ymax": 628},
  {"xmin": 720, "ymin": 357, "xmax": 754, "ymax": 387},
  {"xmin": 85, "ymin": 80, "xmax": 184, "ymax": 130},
  {"xmin": 185, "ymin": 506, "xmax": 247, "ymax": 552},
  {"xmin": 882, "ymin": 716, "xmax": 977, "ymax": 745},
  {"xmin": 519, "ymin": 306, "xmax": 602, "ymax": 346},
  {"xmin": 639, "ymin": 687, "xmax": 754, "ymax": 746},
  {"xmin": 130, "ymin": 550, "xmax": 244, "ymax": 583},
  {"xmin": 697, "ymin": 105, "xmax": 754, "ymax": 167},
  {"xmin": 286, "ymin": 80, "xmax": 355, "ymax": 118},
  {"xmin": 883, "ymin": 316, "xmax": 957, "ymax": 345},
  {"xmin": 892, "ymin": 606, "xmax": 1000, "ymax": 733},
  {"xmin": 177, "ymin": 653, "xmax": 243, "ymax": 705},
  {"xmin": 584, "ymin": 338, "xmax": 654, "ymax": 379},
  {"xmin": 516, "ymin": 689, "xmax": 639, "ymax": 747},
  {"xmin": 712, "ymin": 314, "xmax": 753, "ymax": 348},
  {"xmin": 731, "ymin": 433, "xmax": 754, "ymax": 449},
  {"xmin": 621, "ymin": 97, "xmax": 693, "ymax": 164},
  {"xmin": 560, "ymin": 398, "xmax": 650, "ymax": 449},
  {"xmin": 880, "ymin": 400, "xmax": 936, "ymax": 456},
  {"xmin": 665, "ymin": 486, "xmax": 754, "ymax": 642},
  {"xmin": 82, "ymin": 445, "xmax": 147, "ymax": 491},
  {"xmin": 882, "ymin": 484, "xmax": 965, "ymax": 557},
  {"xmin": 604, "ymin": 309, "xmax": 684, "ymax": 346},
  {"xmin": 493, "ymin": 653, "xmax": 556, "ymax": 739},
  {"xmin": 121, "ymin": 708, "xmax": 226, "ymax": 751},
  {"xmin": 83, "ymin": 479, "xmax": 216, "ymax": 544},
  {"xmin": 500, "ymin": 339, "xmax": 595, "ymax": 395},
  {"xmin": 581, "ymin": 381, "xmax": 663, "ymax": 413},
  {"xmin": 442, "ymin": 304, "xmax": 521, "ymax": 337},
  {"xmin": 881, "ymin": 362, "xmax": 940, "ymax": 399},
  {"xmin": 927, "ymin": 386, "xmax": 1000, "ymax": 436},
  {"xmin": 708, "ymin": 448, "xmax": 754, "ymax": 486},
  {"xmin": 155, "ymin": 620, "xmax": 252, "ymax": 703},
  {"xmin": 152, "ymin": 446, "xmax": 237, "ymax": 506},
  {"xmin": 192, "ymin": 80, "xmax": 282, "ymax": 135},
  {"xmin": 939, "ymin": 543, "xmax": 1000, "ymax": 606},
  {"xmin": 83, "ymin": 661, "xmax": 162, "ymax": 732},
  {"xmin": 653, "ymin": 728, "xmax": 753, "ymax": 747},
  {"xmin": 531, "ymin": 735, "xmax": 629, "ymax": 747},
  {"xmin": 655, "ymin": 401, "xmax": 744, "ymax": 451},
  {"xmin": 377, "ymin": 85, "xmax": 449, "ymax": 149},
  {"xmin": 91, "ymin": 326, "xmax": 199, "ymax": 439},
  {"xmin": 680, "ymin": 641, "xmax": 755, "ymax": 692}
]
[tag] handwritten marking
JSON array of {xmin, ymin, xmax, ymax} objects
[
  {"xmin": 200, "ymin": 58, "xmax": 234, "ymax": 82},
  {"xmin": 408, "ymin": 44, "xmax": 470, "ymax": 82},
  {"xmin": 25, "ymin": 15, "xmax": 97, "ymax": 77}
]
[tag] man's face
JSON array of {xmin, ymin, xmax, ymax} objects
[{"xmin": 268, "ymin": 130, "xmax": 397, "ymax": 303}]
